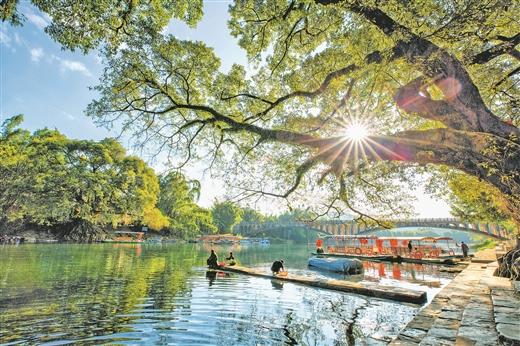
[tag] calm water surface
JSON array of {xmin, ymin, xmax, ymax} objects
[{"xmin": 0, "ymin": 243, "xmax": 455, "ymax": 345}]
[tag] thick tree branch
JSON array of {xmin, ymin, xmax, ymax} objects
[
  {"xmin": 470, "ymin": 33, "xmax": 520, "ymax": 64},
  {"xmin": 394, "ymin": 76, "xmax": 474, "ymax": 130},
  {"xmin": 314, "ymin": 0, "xmax": 519, "ymax": 139}
]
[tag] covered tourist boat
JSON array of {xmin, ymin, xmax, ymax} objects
[
  {"xmin": 313, "ymin": 235, "xmax": 459, "ymax": 264},
  {"xmin": 308, "ymin": 257, "xmax": 363, "ymax": 274}
]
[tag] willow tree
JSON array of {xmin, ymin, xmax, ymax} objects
[{"xmin": 3, "ymin": 1, "xmax": 519, "ymax": 225}]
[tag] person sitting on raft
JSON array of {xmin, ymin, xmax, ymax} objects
[
  {"xmin": 207, "ymin": 249, "xmax": 219, "ymax": 269},
  {"xmin": 271, "ymin": 259, "xmax": 284, "ymax": 275},
  {"xmin": 316, "ymin": 247, "xmax": 324, "ymax": 254},
  {"xmin": 225, "ymin": 252, "xmax": 236, "ymax": 266}
]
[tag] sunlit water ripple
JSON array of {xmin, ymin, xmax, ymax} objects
[{"xmin": 0, "ymin": 243, "xmax": 455, "ymax": 345}]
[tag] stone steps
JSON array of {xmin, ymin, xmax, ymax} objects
[{"xmin": 390, "ymin": 262, "xmax": 519, "ymax": 346}]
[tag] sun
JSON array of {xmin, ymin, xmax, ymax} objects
[{"xmin": 344, "ymin": 122, "xmax": 369, "ymax": 141}]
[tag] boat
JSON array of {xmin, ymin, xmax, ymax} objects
[
  {"xmin": 312, "ymin": 252, "xmax": 393, "ymax": 261},
  {"xmin": 314, "ymin": 235, "xmax": 459, "ymax": 265},
  {"xmin": 239, "ymin": 237, "xmax": 270, "ymax": 245},
  {"xmin": 102, "ymin": 231, "xmax": 145, "ymax": 243},
  {"xmin": 308, "ymin": 257, "xmax": 363, "ymax": 274}
]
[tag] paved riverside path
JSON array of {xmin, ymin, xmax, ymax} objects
[{"xmin": 390, "ymin": 261, "xmax": 520, "ymax": 345}]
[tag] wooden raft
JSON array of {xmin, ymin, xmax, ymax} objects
[{"xmin": 217, "ymin": 265, "xmax": 427, "ymax": 305}]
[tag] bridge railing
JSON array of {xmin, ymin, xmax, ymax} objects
[
  {"xmin": 237, "ymin": 217, "xmax": 466, "ymax": 228},
  {"xmin": 235, "ymin": 218, "xmax": 509, "ymax": 238}
]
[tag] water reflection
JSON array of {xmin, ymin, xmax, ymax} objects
[
  {"xmin": 205, "ymin": 270, "xmax": 217, "ymax": 287},
  {"xmin": 271, "ymin": 279, "xmax": 284, "ymax": 290},
  {"xmin": 0, "ymin": 243, "xmax": 455, "ymax": 345}
]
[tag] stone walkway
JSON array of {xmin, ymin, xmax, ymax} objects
[
  {"xmin": 472, "ymin": 248, "xmax": 497, "ymax": 262},
  {"xmin": 390, "ymin": 262, "xmax": 520, "ymax": 345}
]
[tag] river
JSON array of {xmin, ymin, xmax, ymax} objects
[{"xmin": 0, "ymin": 243, "xmax": 456, "ymax": 345}]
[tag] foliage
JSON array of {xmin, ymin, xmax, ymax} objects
[
  {"xmin": 2, "ymin": 0, "xmax": 203, "ymax": 53},
  {"xmin": 4, "ymin": 1, "xmax": 520, "ymax": 226},
  {"xmin": 158, "ymin": 172, "xmax": 217, "ymax": 237},
  {"xmin": 143, "ymin": 207, "xmax": 170, "ymax": 231},
  {"xmin": 427, "ymin": 169, "xmax": 517, "ymax": 231},
  {"xmin": 211, "ymin": 200, "xmax": 243, "ymax": 233},
  {"xmin": 0, "ymin": 115, "xmax": 164, "ymax": 236},
  {"xmin": 447, "ymin": 173, "xmax": 511, "ymax": 223},
  {"xmin": 241, "ymin": 207, "xmax": 265, "ymax": 223},
  {"xmin": 472, "ymin": 238, "xmax": 497, "ymax": 251}
]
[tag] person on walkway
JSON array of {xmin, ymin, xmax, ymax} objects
[
  {"xmin": 461, "ymin": 242, "xmax": 469, "ymax": 258},
  {"xmin": 408, "ymin": 240, "xmax": 413, "ymax": 253},
  {"xmin": 271, "ymin": 259, "xmax": 284, "ymax": 275},
  {"xmin": 207, "ymin": 249, "xmax": 218, "ymax": 269}
]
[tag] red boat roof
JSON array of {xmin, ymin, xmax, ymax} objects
[{"xmin": 377, "ymin": 236, "xmax": 453, "ymax": 241}]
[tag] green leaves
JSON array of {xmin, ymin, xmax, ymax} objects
[
  {"xmin": 27, "ymin": 0, "xmax": 203, "ymax": 53},
  {"xmin": 211, "ymin": 200, "xmax": 243, "ymax": 233},
  {"xmin": 157, "ymin": 172, "xmax": 216, "ymax": 237},
  {"xmin": 4, "ymin": 1, "xmax": 520, "ymax": 224},
  {"xmin": 0, "ymin": 116, "xmax": 162, "ymax": 233}
]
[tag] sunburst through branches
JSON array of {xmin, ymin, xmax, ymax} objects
[{"xmin": 343, "ymin": 121, "xmax": 369, "ymax": 141}]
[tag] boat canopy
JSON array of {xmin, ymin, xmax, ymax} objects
[
  {"xmin": 377, "ymin": 236, "xmax": 453, "ymax": 241},
  {"xmin": 322, "ymin": 235, "xmax": 378, "ymax": 239}
]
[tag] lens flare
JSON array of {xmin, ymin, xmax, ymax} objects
[{"xmin": 344, "ymin": 122, "xmax": 369, "ymax": 141}]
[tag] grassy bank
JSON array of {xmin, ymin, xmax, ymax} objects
[{"xmin": 472, "ymin": 238, "xmax": 497, "ymax": 251}]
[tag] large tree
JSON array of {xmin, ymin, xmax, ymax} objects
[
  {"xmin": 211, "ymin": 201, "xmax": 244, "ymax": 233},
  {"xmin": 158, "ymin": 171, "xmax": 217, "ymax": 237},
  {"xmin": 3, "ymin": 1, "xmax": 519, "ymax": 225},
  {"xmin": 0, "ymin": 116, "xmax": 165, "ymax": 240}
]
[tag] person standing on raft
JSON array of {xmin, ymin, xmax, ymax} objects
[
  {"xmin": 461, "ymin": 242, "xmax": 469, "ymax": 258},
  {"xmin": 207, "ymin": 249, "xmax": 218, "ymax": 269},
  {"xmin": 271, "ymin": 259, "xmax": 284, "ymax": 275}
]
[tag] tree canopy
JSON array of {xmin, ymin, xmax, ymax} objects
[
  {"xmin": 438, "ymin": 172, "xmax": 515, "ymax": 229},
  {"xmin": 158, "ymin": 172, "xmax": 217, "ymax": 237},
  {"xmin": 211, "ymin": 201, "xmax": 243, "ymax": 233},
  {"xmin": 0, "ymin": 116, "xmax": 208, "ymax": 240},
  {"xmin": 3, "ymin": 0, "xmax": 519, "ymax": 226}
]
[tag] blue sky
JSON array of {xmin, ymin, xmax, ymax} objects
[
  {"xmin": 0, "ymin": 2, "xmax": 246, "ymax": 141},
  {"xmin": 0, "ymin": 2, "xmax": 451, "ymax": 217}
]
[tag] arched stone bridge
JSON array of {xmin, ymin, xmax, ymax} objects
[{"xmin": 234, "ymin": 218, "xmax": 511, "ymax": 240}]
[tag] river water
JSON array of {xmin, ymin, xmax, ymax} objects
[{"xmin": 0, "ymin": 243, "xmax": 455, "ymax": 345}]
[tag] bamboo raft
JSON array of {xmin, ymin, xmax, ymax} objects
[{"xmin": 215, "ymin": 265, "xmax": 427, "ymax": 304}]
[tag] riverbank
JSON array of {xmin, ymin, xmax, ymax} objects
[
  {"xmin": 0, "ymin": 228, "xmax": 183, "ymax": 244},
  {"xmin": 390, "ymin": 255, "xmax": 519, "ymax": 345}
]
